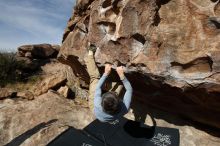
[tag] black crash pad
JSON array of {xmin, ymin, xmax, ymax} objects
[
  {"xmin": 48, "ymin": 118, "xmax": 180, "ymax": 146},
  {"xmin": 47, "ymin": 128, "xmax": 104, "ymax": 146}
]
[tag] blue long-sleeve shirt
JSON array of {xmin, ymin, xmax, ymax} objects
[{"xmin": 94, "ymin": 74, "xmax": 133, "ymax": 122}]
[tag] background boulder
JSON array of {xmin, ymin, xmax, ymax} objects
[
  {"xmin": 17, "ymin": 44, "xmax": 59, "ymax": 59},
  {"xmin": 15, "ymin": 44, "xmax": 61, "ymax": 77}
]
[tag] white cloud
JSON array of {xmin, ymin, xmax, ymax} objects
[{"xmin": 0, "ymin": 0, "xmax": 76, "ymax": 51}]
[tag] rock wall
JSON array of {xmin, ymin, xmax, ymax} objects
[{"xmin": 59, "ymin": 0, "xmax": 220, "ymax": 128}]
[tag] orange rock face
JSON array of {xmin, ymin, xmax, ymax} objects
[{"xmin": 59, "ymin": 0, "xmax": 220, "ymax": 128}]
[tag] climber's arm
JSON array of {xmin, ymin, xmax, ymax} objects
[
  {"xmin": 94, "ymin": 64, "xmax": 112, "ymax": 105},
  {"xmin": 94, "ymin": 74, "xmax": 108, "ymax": 98},
  {"xmin": 116, "ymin": 67, "xmax": 133, "ymax": 111},
  {"xmin": 121, "ymin": 76, "xmax": 133, "ymax": 110}
]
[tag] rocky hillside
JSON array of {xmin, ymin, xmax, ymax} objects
[
  {"xmin": 0, "ymin": 44, "xmax": 75, "ymax": 100},
  {"xmin": 0, "ymin": 44, "xmax": 86, "ymax": 145},
  {"xmin": 59, "ymin": 0, "xmax": 220, "ymax": 129}
]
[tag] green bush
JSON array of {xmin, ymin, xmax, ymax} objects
[{"xmin": 0, "ymin": 52, "xmax": 24, "ymax": 87}]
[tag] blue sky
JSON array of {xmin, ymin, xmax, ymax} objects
[{"xmin": 0, "ymin": 0, "xmax": 76, "ymax": 52}]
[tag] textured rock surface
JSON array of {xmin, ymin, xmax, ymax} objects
[
  {"xmin": 0, "ymin": 91, "xmax": 93, "ymax": 146},
  {"xmin": 17, "ymin": 91, "xmax": 34, "ymax": 100},
  {"xmin": 15, "ymin": 56, "xmax": 40, "ymax": 71},
  {"xmin": 39, "ymin": 59, "xmax": 85, "ymax": 99},
  {"xmin": 0, "ymin": 91, "xmax": 219, "ymax": 146},
  {"xmin": 57, "ymin": 86, "xmax": 74, "ymax": 98},
  {"xmin": 18, "ymin": 44, "xmax": 59, "ymax": 59},
  {"xmin": 59, "ymin": 0, "xmax": 220, "ymax": 128},
  {"xmin": 33, "ymin": 73, "xmax": 67, "ymax": 96},
  {"xmin": 0, "ymin": 88, "xmax": 17, "ymax": 100},
  {"xmin": 16, "ymin": 44, "xmax": 60, "ymax": 72}
]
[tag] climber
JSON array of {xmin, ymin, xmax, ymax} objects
[{"xmin": 84, "ymin": 43, "xmax": 133, "ymax": 124}]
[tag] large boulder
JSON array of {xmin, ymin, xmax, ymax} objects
[
  {"xmin": 59, "ymin": 0, "xmax": 220, "ymax": 128},
  {"xmin": 17, "ymin": 44, "xmax": 59, "ymax": 59},
  {"xmin": 15, "ymin": 56, "xmax": 40, "ymax": 71},
  {"xmin": 16, "ymin": 44, "xmax": 60, "ymax": 73},
  {"xmin": 33, "ymin": 73, "xmax": 67, "ymax": 96}
]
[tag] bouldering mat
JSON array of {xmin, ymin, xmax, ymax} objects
[
  {"xmin": 48, "ymin": 117, "xmax": 179, "ymax": 146},
  {"xmin": 47, "ymin": 127, "xmax": 105, "ymax": 146},
  {"xmin": 84, "ymin": 117, "xmax": 180, "ymax": 146}
]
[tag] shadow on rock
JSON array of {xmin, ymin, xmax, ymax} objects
[
  {"xmin": 124, "ymin": 120, "xmax": 156, "ymax": 139},
  {"xmin": 5, "ymin": 119, "xmax": 58, "ymax": 146}
]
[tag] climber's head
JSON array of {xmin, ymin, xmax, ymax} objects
[{"xmin": 101, "ymin": 91, "xmax": 120, "ymax": 115}]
